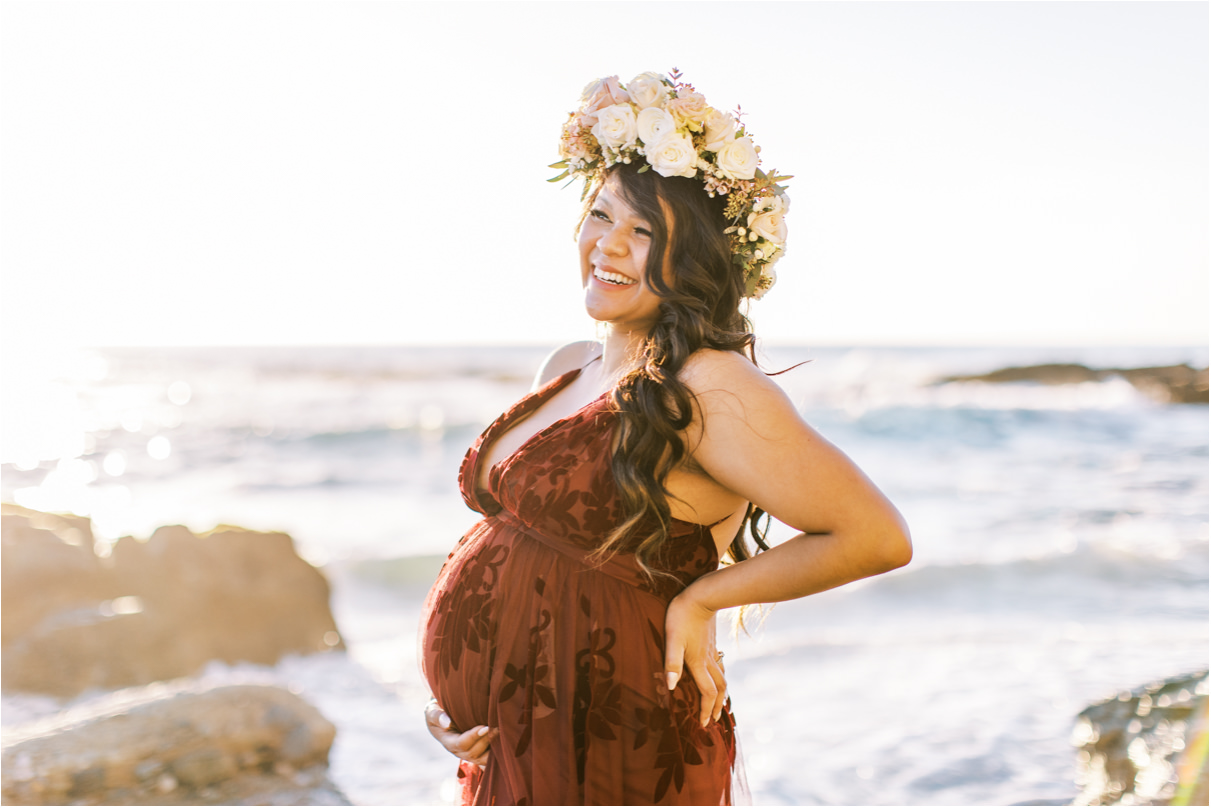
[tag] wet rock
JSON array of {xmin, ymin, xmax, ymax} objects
[
  {"xmin": 940, "ymin": 364, "xmax": 1209, "ymax": 404},
  {"xmin": 0, "ymin": 682, "xmax": 349, "ymax": 806},
  {"xmin": 1072, "ymin": 669, "xmax": 1209, "ymax": 806},
  {"xmin": 1, "ymin": 504, "xmax": 342, "ymax": 697}
]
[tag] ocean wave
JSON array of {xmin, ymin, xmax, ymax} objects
[{"xmin": 860, "ymin": 540, "xmax": 1208, "ymax": 618}]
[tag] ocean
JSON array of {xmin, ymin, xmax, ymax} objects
[{"xmin": 1, "ymin": 344, "xmax": 1207, "ymax": 805}]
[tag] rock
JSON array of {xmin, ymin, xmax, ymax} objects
[
  {"xmin": 1115, "ymin": 366, "xmax": 1210, "ymax": 405},
  {"xmin": 0, "ymin": 682, "xmax": 349, "ymax": 806},
  {"xmin": 1, "ymin": 504, "xmax": 343, "ymax": 697},
  {"xmin": 939, "ymin": 364, "xmax": 1209, "ymax": 404},
  {"xmin": 1072, "ymin": 669, "xmax": 1209, "ymax": 806}
]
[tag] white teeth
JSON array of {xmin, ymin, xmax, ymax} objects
[{"xmin": 594, "ymin": 268, "xmax": 637, "ymax": 286}]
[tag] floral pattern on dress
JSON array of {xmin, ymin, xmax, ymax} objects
[{"xmin": 421, "ymin": 368, "xmax": 739, "ymax": 806}]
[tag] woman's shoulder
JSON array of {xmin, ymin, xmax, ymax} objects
[
  {"xmin": 679, "ymin": 348, "xmax": 793, "ymax": 415},
  {"xmin": 679, "ymin": 348, "xmax": 769, "ymax": 390},
  {"xmin": 531, "ymin": 340, "xmax": 603, "ymax": 389}
]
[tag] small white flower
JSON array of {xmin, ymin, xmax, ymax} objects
[{"xmin": 750, "ymin": 266, "xmax": 777, "ymax": 300}]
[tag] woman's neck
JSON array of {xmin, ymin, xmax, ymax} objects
[{"xmin": 597, "ymin": 323, "xmax": 651, "ymax": 389}]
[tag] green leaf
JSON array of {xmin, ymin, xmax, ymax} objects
[
  {"xmin": 636, "ymin": 164, "xmax": 651, "ymax": 174},
  {"xmin": 547, "ymin": 170, "xmax": 570, "ymax": 183},
  {"xmin": 548, "ymin": 160, "xmax": 569, "ymax": 169}
]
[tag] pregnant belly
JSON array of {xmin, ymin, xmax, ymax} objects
[{"xmin": 419, "ymin": 519, "xmax": 511, "ymax": 731}]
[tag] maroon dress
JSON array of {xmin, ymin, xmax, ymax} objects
[{"xmin": 420, "ymin": 367, "xmax": 742, "ymax": 805}]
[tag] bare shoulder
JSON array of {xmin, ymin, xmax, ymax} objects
[
  {"xmin": 531, "ymin": 340, "xmax": 602, "ymax": 390},
  {"xmin": 679, "ymin": 349, "xmax": 792, "ymax": 414}
]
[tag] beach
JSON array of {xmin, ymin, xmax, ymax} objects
[{"xmin": 2, "ymin": 344, "xmax": 1207, "ymax": 804}]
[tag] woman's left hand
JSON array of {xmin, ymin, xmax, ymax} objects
[{"xmin": 663, "ymin": 589, "xmax": 727, "ymax": 728}]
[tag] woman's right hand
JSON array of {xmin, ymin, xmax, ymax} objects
[{"xmin": 424, "ymin": 699, "xmax": 500, "ymax": 767}]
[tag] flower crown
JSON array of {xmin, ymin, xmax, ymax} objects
[{"xmin": 550, "ymin": 69, "xmax": 792, "ymax": 299}]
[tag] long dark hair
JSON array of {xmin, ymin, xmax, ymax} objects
[{"xmin": 582, "ymin": 162, "xmax": 772, "ymax": 579}]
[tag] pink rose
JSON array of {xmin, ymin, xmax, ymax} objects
[
  {"xmin": 579, "ymin": 76, "xmax": 631, "ymax": 123},
  {"xmin": 664, "ymin": 89, "xmax": 709, "ymax": 130}
]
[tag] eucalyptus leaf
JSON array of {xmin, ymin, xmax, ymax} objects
[
  {"xmin": 637, "ymin": 164, "xmax": 651, "ymax": 174},
  {"xmin": 549, "ymin": 160, "xmax": 569, "ymax": 169},
  {"xmin": 547, "ymin": 170, "xmax": 571, "ymax": 183}
]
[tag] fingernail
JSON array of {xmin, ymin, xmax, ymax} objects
[
  {"xmin": 477, "ymin": 726, "xmax": 491, "ymax": 737},
  {"xmin": 438, "ymin": 714, "xmax": 451, "ymax": 729}
]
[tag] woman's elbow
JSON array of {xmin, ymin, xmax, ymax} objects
[{"xmin": 877, "ymin": 520, "xmax": 913, "ymax": 572}]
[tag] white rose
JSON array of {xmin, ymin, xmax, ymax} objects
[
  {"xmin": 747, "ymin": 205, "xmax": 788, "ymax": 246},
  {"xmin": 591, "ymin": 104, "xmax": 638, "ymax": 150},
  {"xmin": 645, "ymin": 132, "xmax": 698, "ymax": 179},
  {"xmin": 626, "ymin": 72, "xmax": 668, "ymax": 110},
  {"xmin": 752, "ymin": 192, "xmax": 789, "ymax": 217},
  {"xmin": 703, "ymin": 109, "xmax": 737, "ymax": 152},
  {"xmin": 636, "ymin": 107, "xmax": 677, "ymax": 147},
  {"xmin": 715, "ymin": 136, "xmax": 759, "ymax": 180}
]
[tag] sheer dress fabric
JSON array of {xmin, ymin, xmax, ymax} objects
[{"xmin": 420, "ymin": 368, "xmax": 743, "ymax": 805}]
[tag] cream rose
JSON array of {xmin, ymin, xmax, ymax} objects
[
  {"xmin": 703, "ymin": 109, "xmax": 737, "ymax": 153},
  {"xmin": 636, "ymin": 107, "xmax": 677, "ymax": 147},
  {"xmin": 747, "ymin": 204, "xmax": 788, "ymax": 246},
  {"xmin": 665, "ymin": 89, "xmax": 710, "ymax": 130},
  {"xmin": 626, "ymin": 72, "xmax": 668, "ymax": 110},
  {"xmin": 591, "ymin": 104, "xmax": 638, "ymax": 150},
  {"xmin": 715, "ymin": 136, "xmax": 759, "ymax": 180},
  {"xmin": 645, "ymin": 132, "xmax": 698, "ymax": 178},
  {"xmin": 579, "ymin": 76, "xmax": 630, "ymax": 122}
]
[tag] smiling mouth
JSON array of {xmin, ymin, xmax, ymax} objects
[{"xmin": 594, "ymin": 268, "xmax": 638, "ymax": 286}]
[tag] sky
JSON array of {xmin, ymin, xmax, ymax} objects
[{"xmin": 1, "ymin": 1, "xmax": 1207, "ymax": 348}]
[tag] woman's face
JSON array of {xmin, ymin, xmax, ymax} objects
[{"xmin": 578, "ymin": 173, "xmax": 667, "ymax": 334}]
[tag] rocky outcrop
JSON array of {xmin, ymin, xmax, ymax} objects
[
  {"xmin": 1072, "ymin": 669, "xmax": 1209, "ymax": 805},
  {"xmin": 1, "ymin": 682, "xmax": 349, "ymax": 806},
  {"xmin": 940, "ymin": 364, "xmax": 1209, "ymax": 404},
  {"xmin": 1, "ymin": 504, "xmax": 342, "ymax": 697}
]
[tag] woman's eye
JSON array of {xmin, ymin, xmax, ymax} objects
[
  {"xmin": 591, "ymin": 209, "xmax": 610, "ymax": 222},
  {"xmin": 635, "ymin": 226, "xmax": 652, "ymax": 237}
]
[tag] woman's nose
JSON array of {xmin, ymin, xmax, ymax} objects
[{"xmin": 596, "ymin": 224, "xmax": 627, "ymax": 256}]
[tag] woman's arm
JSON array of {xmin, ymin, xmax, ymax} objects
[{"xmin": 664, "ymin": 351, "xmax": 912, "ymax": 722}]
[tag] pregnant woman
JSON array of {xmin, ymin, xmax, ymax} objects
[{"xmin": 420, "ymin": 71, "xmax": 912, "ymax": 805}]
